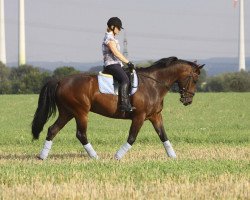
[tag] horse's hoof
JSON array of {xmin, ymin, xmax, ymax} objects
[
  {"xmin": 90, "ymin": 155, "xmax": 99, "ymax": 159},
  {"xmin": 167, "ymin": 149, "xmax": 177, "ymax": 158},
  {"xmin": 36, "ymin": 155, "xmax": 44, "ymax": 160},
  {"xmin": 168, "ymin": 153, "xmax": 177, "ymax": 159},
  {"xmin": 114, "ymin": 154, "xmax": 121, "ymax": 160}
]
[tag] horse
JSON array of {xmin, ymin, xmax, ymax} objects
[{"xmin": 31, "ymin": 56, "xmax": 204, "ymax": 160}]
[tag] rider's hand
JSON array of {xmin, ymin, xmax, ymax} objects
[{"xmin": 127, "ymin": 62, "xmax": 135, "ymax": 72}]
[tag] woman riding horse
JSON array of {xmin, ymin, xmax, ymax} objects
[
  {"xmin": 32, "ymin": 57, "xmax": 204, "ymax": 160},
  {"xmin": 102, "ymin": 17, "xmax": 135, "ymax": 112}
]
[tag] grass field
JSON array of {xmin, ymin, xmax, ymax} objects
[{"xmin": 0, "ymin": 93, "xmax": 249, "ymax": 200}]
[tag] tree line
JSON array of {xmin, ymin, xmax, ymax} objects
[
  {"xmin": 0, "ymin": 62, "xmax": 249, "ymax": 94},
  {"xmin": 0, "ymin": 62, "xmax": 79, "ymax": 94}
]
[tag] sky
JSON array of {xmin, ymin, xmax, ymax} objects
[{"xmin": 3, "ymin": 0, "xmax": 250, "ymax": 65}]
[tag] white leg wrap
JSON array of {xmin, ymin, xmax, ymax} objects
[
  {"xmin": 163, "ymin": 140, "xmax": 176, "ymax": 158},
  {"xmin": 115, "ymin": 142, "xmax": 132, "ymax": 160},
  {"xmin": 39, "ymin": 140, "xmax": 53, "ymax": 160},
  {"xmin": 84, "ymin": 143, "xmax": 99, "ymax": 159}
]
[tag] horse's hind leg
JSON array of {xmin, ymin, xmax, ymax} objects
[
  {"xmin": 39, "ymin": 111, "xmax": 72, "ymax": 160},
  {"xmin": 149, "ymin": 113, "xmax": 176, "ymax": 158},
  {"xmin": 75, "ymin": 112, "xmax": 98, "ymax": 159},
  {"xmin": 115, "ymin": 114, "xmax": 145, "ymax": 160}
]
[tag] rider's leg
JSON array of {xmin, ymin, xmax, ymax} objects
[{"xmin": 103, "ymin": 64, "xmax": 135, "ymax": 112}]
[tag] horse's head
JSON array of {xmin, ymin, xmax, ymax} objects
[{"xmin": 177, "ymin": 61, "xmax": 205, "ymax": 106}]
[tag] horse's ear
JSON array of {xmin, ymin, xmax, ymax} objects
[{"xmin": 198, "ymin": 64, "xmax": 205, "ymax": 69}]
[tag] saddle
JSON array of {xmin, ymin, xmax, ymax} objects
[{"xmin": 97, "ymin": 68, "xmax": 138, "ymax": 95}]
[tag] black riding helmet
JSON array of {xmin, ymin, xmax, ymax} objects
[{"xmin": 107, "ymin": 17, "xmax": 124, "ymax": 30}]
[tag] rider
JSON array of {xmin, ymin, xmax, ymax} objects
[{"xmin": 102, "ymin": 17, "xmax": 135, "ymax": 112}]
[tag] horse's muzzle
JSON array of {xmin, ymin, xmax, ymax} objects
[{"xmin": 180, "ymin": 97, "xmax": 193, "ymax": 106}]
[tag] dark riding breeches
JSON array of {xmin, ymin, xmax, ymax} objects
[{"xmin": 103, "ymin": 64, "xmax": 129, "ymax": 85}]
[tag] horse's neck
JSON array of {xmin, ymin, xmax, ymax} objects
[{"xmin": 147, "ymin": 64, "xmax": 181, "ymax": 87}]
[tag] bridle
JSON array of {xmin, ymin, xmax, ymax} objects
[{"xmin": 178, "ymin": 69, "xmax": 198, "ymax": 99}]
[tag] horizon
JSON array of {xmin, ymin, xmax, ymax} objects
[{"xmin": 6, "ymin": 56, "xmax": 250, "ymax": 66}]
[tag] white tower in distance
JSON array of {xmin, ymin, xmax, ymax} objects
[
  {"xmin": 123, "ymin": 31, "xmax": 128, "ymax": 58},
  {"xmin": 0, "ymin": 0, "xmax": 6, "ymax": 64},
  {"xmin": 238, "ymin": 0, "xmax": 246, "ymax": 71},
  {"xmin": 19, "ymin": 0, "xmax": 26, "ymax": 66}
]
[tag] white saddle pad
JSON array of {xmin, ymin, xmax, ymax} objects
[{"xmin": 97, "ymin": 70, "xmax": 138, "ymax": 95}]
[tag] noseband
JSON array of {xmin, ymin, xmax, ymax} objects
[{"xmin": 179, "ymin": 70, "xmax": 198, "ymax": 98}]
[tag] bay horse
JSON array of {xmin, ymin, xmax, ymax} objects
[{"xmin": 31, "ymin": 56, "xmax": 204, "ymax": 160}]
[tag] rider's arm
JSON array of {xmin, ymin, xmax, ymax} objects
[{"xmin": 107, "ymin": 41, "xmax": 129, "ymax": 64}]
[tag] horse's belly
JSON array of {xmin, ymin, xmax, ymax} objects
[{"xmin": 90, "ymin": 94, "xmax": 129, "ymax": 119}]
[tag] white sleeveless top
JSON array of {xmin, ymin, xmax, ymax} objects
[{"xmin": 102, "ymin": 32, "xmax": 123, "ymax": 67}]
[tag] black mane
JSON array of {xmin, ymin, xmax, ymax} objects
[
  {"xmin": 136, "ymin": 57, "xmax": 199, "ymax": 72},
  {"xmin": 152, "ymin": 56, "xmax": 178, "ymax": 67},
  {"xmin": 136, "ymin": 57, "xmax": 179, "ymax": 72},
  {"xmin": 150, "ymin": 57, "xmax": 199, "ymax": 69}
]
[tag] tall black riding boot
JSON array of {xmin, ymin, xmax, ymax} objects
[{"xmin": 119, "ymin": 84, "xmax": 135, "ymax": 112}]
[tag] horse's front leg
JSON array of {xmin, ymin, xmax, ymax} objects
[
  {"xmin": 149, "ymin": 113, "xmax": 176, "ymax": 158},
  {"xmin": 115, "ymin": 114, "xmax": 145, "ymax": 160}
]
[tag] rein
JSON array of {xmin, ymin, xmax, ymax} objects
[{"xmin": 137, "ymin": 73, "xmax": 171, "ymax": 90}]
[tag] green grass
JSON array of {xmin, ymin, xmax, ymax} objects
[{"xmin": 0, "ymin": 93, "xmax": 250, "ymax": 199}]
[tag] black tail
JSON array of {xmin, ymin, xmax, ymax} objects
[{"xmin": 32, "ymin": 79, "xmax": 58, "ymax": 140}]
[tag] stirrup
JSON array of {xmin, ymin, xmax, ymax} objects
[{"xmin": 119, "ymin": 104, "xmax": 136, "ymax": 112}]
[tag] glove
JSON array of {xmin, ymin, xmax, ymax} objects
[{"xmin": 127, "ymin": 62, "xmax": 135, "ymax": 72}]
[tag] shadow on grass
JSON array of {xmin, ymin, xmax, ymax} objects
[{"xmin": 0, "ymin": 152, "xmax": 88, "ymax": 160}]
